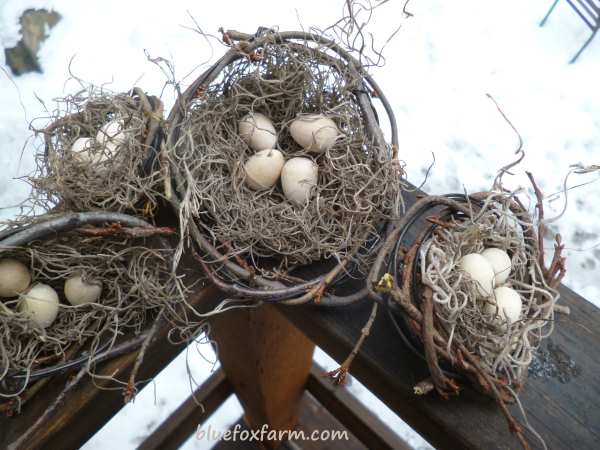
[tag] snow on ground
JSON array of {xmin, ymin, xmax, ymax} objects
[{"xmin": 1, "ymin": 0, "xmax": 599, "ymax": 449}]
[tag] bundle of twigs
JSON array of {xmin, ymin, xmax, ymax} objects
[
  {"xmin": 166, "ymin": 28, "xmax": 403, "ymax": 305},
  {"xmin": 0, "ymin": 212, "xmax": 191, "ymax": 414},
  {"xmin": 27, "ymin": 87, "xmax": 164, "ymax": 215},
  {"xmin": 368, "ymin": 182, "xmax": 566, "ymax": 449}
]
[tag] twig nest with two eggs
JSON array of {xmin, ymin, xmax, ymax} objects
[
  {"xmin": 70, "ymin": 119, "xmax": 129, "ymax": 165},
  {"xmin": 0, "ymin": 258, "xmax": 31, "ymax": 298},
  {"xmin": 289, "ymin": 114, "xmax": 339, "ymax": 153}
]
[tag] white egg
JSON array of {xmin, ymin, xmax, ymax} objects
[
  {"xmin": 481, "ymin": 248, "xmax": 512, "ymax": 285},
  {"xmin": 64, "ymin": 274, "xmax": 102, "ymax": 306},
  {"xmin": 20, "ymin": 283, "xmax": 59, "ymax": 328},
  {"xmin": 243, "ymin": 149, "xmax": 285, "ymax": 191},
  {"xmin": 0, "ymin": 259, "xmax": 31, "ymax": 298},
  {"xmin": 71, "ymin": 138, "xmax": 94, "ymax": 155},
  {"xmin": 95, "ymin": 119, "xmax": 127, "ymax": 161},
  {"xmin": 239, "ymin": 113, "xmax": 277, "ymax": 151},
  {"xmin": 485, "ymin": 286, "xmax": 522, "ymax": 325},
  {"xmin": 459, "ymin": 253, "xmax": 495, "ymax": 297},
  {"xmin": 281, "ymin": 157, "xmax": 318, "ymax": 205},
  {"xmin": 70, "ymin": 137, "xmax": 106, "ymax": 165},
  {"xmin": 289, "ymin": 114, "xmax": 339, "ymax": 153}
]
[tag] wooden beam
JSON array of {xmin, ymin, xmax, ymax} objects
[
  {"xmin": 137, "ymin": 368, "xmax": 233, "ymax": 450},
  {"xmin": 277, "ymin": 282, "xmax": 600, "ymax": 450},
  {"xmin": 209, "ymin": 304, "xmax": 315, "ymax": 449},
  {"xmin": 306, "ymin": 362, "xmax": 412, "ymax": 450}
]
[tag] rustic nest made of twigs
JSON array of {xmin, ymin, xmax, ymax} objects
[
  {"xmin": 166, "ymin": 28, "xmax": 403, "ymax": 304},
  {"xmin": 368, "ymin": 188, "xmax": 566, "ymax": 448},
  {"xmin": 27, "ymin": 87, "xmax": 164, "ymax": 215},
  {"xmin": 0, "ymin": 211, "xmax": 190, "ymax": 410}
]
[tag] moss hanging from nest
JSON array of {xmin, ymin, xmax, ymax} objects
[
  {"xmin": 167, "ymin": 29, "xmax": 404, "ymax": 302},
  {"xmin": 27, "ymin": 87, "xmax": 163, "ymax": 215},
  {"xmin": 0, "ymin": 212, "xmax": 195, "ymax": 406}
]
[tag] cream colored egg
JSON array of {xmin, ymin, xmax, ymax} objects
[
  {"xmin": 0, "ymin": 259, "xmax": 31, "ymax": 298},
  {"xmin": 20, "ymin": 283, "xmax": 59, "ymax": 328},
  {"xmin": 64, "ymin": 274, "xmax": 102, "ymax": 306},
  {"xmin": 71, "ymin": 137, "xmax": 107, "ymax": 165},
  {"xmin": 485, "ymin": 286, "xmax": 522, "ymax": 325},
  {"xmin": 244, "ymin": 149, "xmax": 285, "ymax": 190},
  {"xmin": 459, "ymin": 253, "xmax": 495, "ymax": 297},
  {"xmin": 70, "ymin": 137, "xmax": 94, "ymax": 161},
  {"xmin": 95, "ymin": 119, "xmax": 127, "ymax": 161},
  {"xmin": 289, "ymin": 114, "xmax": 339, "ymax": 153},
  {"xmin": 281, "ymin": 157, "xmax": 318, "ymax": 205},
  {"xmin": 481, "ymin": 248, "xmax": 512, "ymax": 285},
  {"xmin": 239, "ymin": 113, "xmax": 277, "ymax": 151}
]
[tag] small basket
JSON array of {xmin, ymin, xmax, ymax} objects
[
  {"xmin": 0, "ymin": 211, "xmax": 184, "ymax": 404},
  {"xmin": 369, "ymin": 192, "xmax": 564, "ymax": 401},
  {"xmin": 166, "ymin": 28, "xmax": 404, "ymax": 305}
]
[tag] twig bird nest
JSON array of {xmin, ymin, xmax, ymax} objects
[
  {"xmin": 0, "ymin": 212, "xmax": 187, "ymax": 408},
  {"xmin": 369, "ymin": 187, "xmax": 566, "ymax": 447},
  {"xmin": 29, "ymin": 87, "xmax": 164, "ymax": 214},
  {"xmin": 167, "ymin": 28, "xmax": 403, "ymax": 302}
]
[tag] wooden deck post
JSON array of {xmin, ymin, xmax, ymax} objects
[{"xmin": 210, "ymin": 303, "xmax": 315, "ymax": 449}]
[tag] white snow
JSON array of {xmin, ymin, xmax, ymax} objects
[{"xmin": 1, "ymin": 0, "xmax": 599, "ymax": 449}]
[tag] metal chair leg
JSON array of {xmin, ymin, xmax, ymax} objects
[
  {"xmin": 570, "ymin": 30, "xmax": 598, "ymax": 63},
  {"xmin": 540, "ymin": 0, "xmax": 560, "ymax": 26}
]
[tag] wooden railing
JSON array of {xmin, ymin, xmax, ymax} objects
[{"xmin": 0, "ymin": 189, "xmax": 599, "ymax": 450}]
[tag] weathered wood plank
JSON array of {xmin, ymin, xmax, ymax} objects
[{"xmin": 277, "ymin": 282, "xmax": 600, "ymax": 450}]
